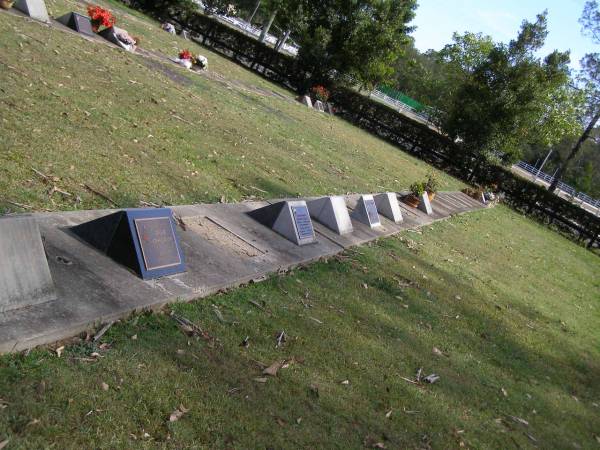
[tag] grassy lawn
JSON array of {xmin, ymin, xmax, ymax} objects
[
  {"xmin": 0, "ymin": 0, "xmax": 463, "ymax": 214},
  {"xmin": 1, "ymin": 2, "xmax": 599, "ymax": 449},
  {"xmin": 0, "ymin": 206, "xmax": 598, "ymax": 449}
]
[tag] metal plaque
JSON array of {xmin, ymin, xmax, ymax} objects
[
  {"xmin": 134, "ymin": 217, "xmax": 182, "ymax": 271},
  {"xmin": 364, "ymin": 199, "xmax": 380, "ymax": 225},
  {"xmin": 291, "ymin": 205, "xmax": 315, "ymax": 241}
]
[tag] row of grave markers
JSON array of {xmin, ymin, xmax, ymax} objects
[
  {"xmin": 0, "ymin": 192, "xmax": 433, "ymax": 315},
  {"xmin": 5, "ymin": 0, "xmax": 135, "ymax": 51}
]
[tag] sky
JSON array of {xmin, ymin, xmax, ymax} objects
[{"xmin": 410, "ymin": 0, "xmax": 597, "ymax": 70}]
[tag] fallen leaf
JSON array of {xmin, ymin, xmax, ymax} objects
[
  {"xmin": 263, "ymin": 361, "xmax": 283, "ymax": 377},
  {"xmin": 501, "ymin": 388, "xmax": 508, "ymax": 397},
  {"xmin": 385, "ymin": 410, "xmax": 393, "ymax": 418},
  {"xmin": 432, "ymin": 347, "xmax": 444, "ymax": 357},
  {"xmin": 0, "ymin": 441, "xmax": 7, "ymax": 450},
  {"xmin": 101, "ymin": 382, "xmax": 109, "ymax": 391},
  {"xmin": 131, "ymin": 334, "xmax": 138, "ymax": 340},
  {"xmin": 169, "ymin": 405, "xmax": 189, "ymax": 422},
  {"xmin": 373, "ymin": 443, "xmax": 386, "ymax": 449},
  {"xmin": 254, "ymin": 377, "xmax": 268, "ymax": 383},
  {"xmin": 55, "ymin": 346, "xmax": 65, "ymax": 357},
  {"xmin": 340, "ymin": 380, "xmax": 350, "ymax": 385}
]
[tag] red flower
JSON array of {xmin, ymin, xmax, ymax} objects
[
  {"xmin": 179, "ymin": 49, "xmax": 193, "ymax": 60},
  {"xmin": 311, "ymin": 85, "xmax": 330, "ymax": 102},
  {"xmin": 87, "ymin": 5, "xmax": 116, "ymax": 28}
]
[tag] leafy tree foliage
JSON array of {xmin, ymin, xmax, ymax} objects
[
  {"xmin": 294, "ymin": 0, "xmax": 417, "ymax": 89},
  {"xmin": 548, "ymin": 0, "xmax": 600, "ymax": 192}
]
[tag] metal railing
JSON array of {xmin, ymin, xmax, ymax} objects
[
  {"xmin": 516, "ymin": 161, "xmax": 600, "ymax": 212},
  {"xmin": 370, "ymin": 90, "xmax": 430, "ymax": 122}
]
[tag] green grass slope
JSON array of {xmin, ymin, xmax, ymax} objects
[
  {"xmin": 1, "ymin": 0, "xmax": 462, "ymax": 213},
  {"xmin": 0, "ymin": 207, "xmax": 598, "ymax": 448},
  {"xmin": 1, "ymin": 2, "xmax": 599, "ymax": 448}
]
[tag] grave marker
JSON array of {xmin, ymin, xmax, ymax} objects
[
  {"xmin": 56, "ymin": 12, "xmax": 94, "ymax": 37},
  {"xmin": 14, "ymin": 0, "xmax": 50, "ymax": 23},
  {"xmin": 307, "ymin": 196, "xmax": 353, "ymax": 235},
  {"xmin": 418, "ymin": 193, "xmax": 433, "ymax": 215},
  {"xmin": 374, "ymin": 192, "xmax": 403, "ymax": 223},
  {"xmin": 98, "ymin": 26, "xmax": 135, "ymax": 52},
  {"xmin": 248, "ymin": 201, "xmax": 316, "ymax": 245},
  {"xmin": 301, "ymin": 95, "xmax": 313, "ymax": 108},
  {"xmin": 314, "ymin": 100, "xmax": 325, "ymax": 112},
  {"xmin": 71, "ymin": 208, "xmax": 186, "ymax": 279},
  {"xmin": 0, "ymin": 217, "xmax": 56, "ymax": 313},
  {"xmin": 351, "ymin": 195, "xmax": 382, "ymax": 228}
]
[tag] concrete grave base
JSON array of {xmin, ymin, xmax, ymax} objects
[
  {"xmin": 375, "ymin": 192, "xmax": 403, "ymax": 223},
  {"xmin": 0, "ymin": 216, "xmax": 56, "ymax": 313},
  {"xmin": 307, "ymin": 196, "xmax": 353, "ymax": 235},
  {"xmin": 301, "ymin": 95, "xmax": 313, "ymax": 108},
  {"xmin": 0, "ymin": 192, "xmax": 486, "ymax": 353},
  {"xmin": 248, "ymin": 200, "xmax": 317, "ymax": 246},
  {"xmin": 351, "ymin": 194, "xmax": 382, "ymax": 228},
  {"xmin": 418, "ymin": 193, "xmax": 433, "ymax": 215},
  {"xmin": 14, "ymin": 0, "xmax": 49, "ymax": 22}
]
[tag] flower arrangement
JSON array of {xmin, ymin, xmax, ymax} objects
[
  {"xmin": 179, "ymin": 49, "xmax": 193, "ymax": 61},
  {"xmin": 425, "ymin": 172, "xmax": 439, "ymax": 195},
  {"xmin": 87, "ymin": 5, "xmax": 116, "ymax": 32},
  {"xmin": 311, "ymin": 85, "xmax": 330, "ymax": 103}
]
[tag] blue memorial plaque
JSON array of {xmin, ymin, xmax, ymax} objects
[
  {"xmin": 134, "ymin": 217, "xmax": 182, "ymax": 271},
  {"xmin": 364, "ymin": 199, "xmax": 380, "ymax": 225},
  {"xmin": 71, "ymin": 208, "xmax": 186, "ymax": 280},
  {"xmin": 291, "ymin": 205, "xmax": 315, "ymax": 241}
]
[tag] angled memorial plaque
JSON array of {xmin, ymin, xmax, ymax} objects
[
  {"xmin": 0, "ymin": 216, "xmax": 56, "ymax": 313},
  {"xmin": 14, "ymin": 0, "xmax": 50, "ymax": 23},
  {"xmin": 71, "ymin": 208, "xmax": 186, "ymax": 279},
  {"xmin": 307, "ymin": 196, "xmax": 353, "ymax": 235},
  {"xmin": 314, "ymin": 100, "xmax": 325, "ymax": 112},
  {"xmin": 374, "ymin": 192, "xmax": 403, "ymax": 223},
  {"xmin": 56, "ymin": 12, "xmax": 94, "ymax": 37},
  {"xmin": 301, "ymin": 95, "xmax": 313, "ymax": 108},
  {"xmin": 248, "ymin": 201, "xmax": 316, "ymax": 246},
  {"xmin": 418, "ymin": 193, "xmax": 433, "ymax": 215},
  {"xmin": 351, "ymin": 195, "xmax": 382, "ymax": 228}
]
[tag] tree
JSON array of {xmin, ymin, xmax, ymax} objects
[
  {"xmin": 549, "ymin": 0, "xmax": 600, "ymax": 192},
  {"xmin": 428, "ymin": 13, "xmax": 582, "ymax": 177},
  {"xmin": 295, "ymin": 0, "xmax": 417, "ymax": 90}
]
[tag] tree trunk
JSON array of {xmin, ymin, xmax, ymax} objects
[
  {"xmin": 259, "ymin": 9, "xmax": 277, "ymax": 43},
  {"xmin": 549, "ymin": 110, "xmax": 600, "ymax": 192},
  {"xmin": 275, "ymin": 29, "xmax": 291, "ymax": 51},
  {"xmin": 247, "ymin": 0, "xmax": 260, "ymax": 24}
]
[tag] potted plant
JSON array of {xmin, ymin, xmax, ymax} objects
[
  {"xmin": 425, "ymin": 172, "xmax": 439, "ymax": 201},
  {"xmin": 0, "ymin": 0, "xmax": 14, "ymax": 9},
  {"xmin": 87, "ymin": 5, "xmax": 116, "ymax": 33},
  {"xmin": 403, "ymin": 181, "xmax": 426, "ymax": 208}
]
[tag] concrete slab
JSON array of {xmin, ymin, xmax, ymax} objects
[{"xmin": 0, "ymin": 192, "xmax": 486, "ymax": 353}]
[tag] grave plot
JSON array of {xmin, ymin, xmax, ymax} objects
[{"xmin": 0, "ymin": 193, "xmax": 486, "ymax": 353}]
